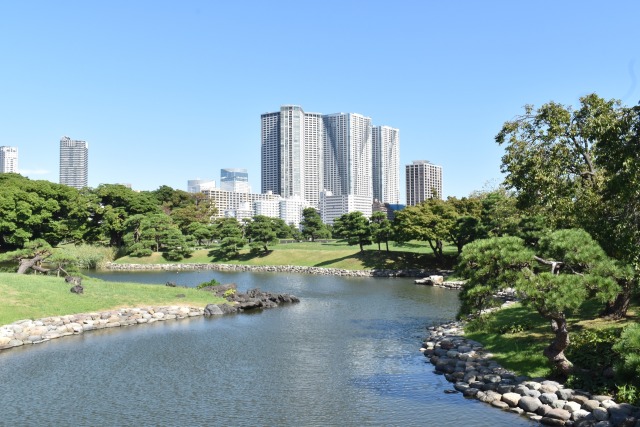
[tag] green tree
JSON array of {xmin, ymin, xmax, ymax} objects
[
  {"xmin": 495, "ymin": 94, "xmax": 638, "ymax": 317},
  {"xmin": 495, "ymin": 94, "xmax": 620, "ymax": 228},
  {"xmin": 369, "ymin": 211, "xmax": 392, "ymax": 251},
  {"xmin": 212, "ymin": 218, "xmax": 246, "ymax": 260},
  {"xmin": 90, "ymin": 184, "xmax": 160, "ymax": 247},
  {"xmin": 186, "ymin": 222, "xmax": 215, "ymax": 246},
  {"xmin": 457, "ymin": 229, "xmax": 619, "ymax": 378},
  {"xmin": 300, "ymin": 207, "xmax": 329, "ymax": 242},
  {"xmin": 393, "ymin": 199, "xmax": 456, "ymax": 261},
  {"xmin": 592, "ymin": 103, "xmax": 640, "ymax": 316},
  {"xmin": 0, "ymin": 175, "xmax": 91, "ymax": 250},
  {"xmin": 333, "ymin": 211, "xmax": 371, "ymax": 252},
  {"xmin": 245, "ymin": 215, "xmax": 278, "ymax": 253}
]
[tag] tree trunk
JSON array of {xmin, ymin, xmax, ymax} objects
[
  {"xmin": 385, "ymin": 241, "xmax": 389, "ymax": 252},
  {"xmin": 17, "ymin": 255, "xmax": 49, "ymax": 274},
  {"xmin": 543, "ymin": 315, "xmax": 573, "ymax": 380},
  {"xmin": 602, "ymin": 287, "xmax": 632, "ymax": 319}
]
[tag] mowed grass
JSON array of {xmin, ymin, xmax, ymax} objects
[
  {"xmin": 115, "ymin": 240, "xmax": 459, "ymax": 270},
  {"xmin": 0, "ymin": 273, "xmax": 225, "ymax": 326}
]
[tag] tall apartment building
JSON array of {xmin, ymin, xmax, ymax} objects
[
  {"xmin": 261, "ymin": 106, "xmax": 393, "ymax": 217},
  {"xmin": 221, "ymin": 168, "xmax": 250, "ymax": 193},
  {"xmin": 59, "ymin": 136, "xmax": 88, "ymax": 189},
  {"xmin": 323, "ymin": 112, "xmax": 373, "ymax": 199},
  {"xmin": 372, "ymin": 126, "xmax": 400, "ymax": 204},
  {"xmin": 405, "ymin": 160, "xmax": 443, "ymax": 205},
  {"xmin": 261, "ymin": 106, "xmax": 324, "ymax": 207},
  {"xmin": 0, "ymin": 146, "xmax": 18, "ymax": 173}
]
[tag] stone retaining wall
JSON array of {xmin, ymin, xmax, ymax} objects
[
  {"xmin": 422, "ymin": 321, "xmax": 640, "ymax": 426},
  {"xmin": 0, "ymin": 306, "xmax": 205, "ymax": 352},
  {"xmin": 105, "ymin": 262, "xmax": 438, "ymax": 278}
]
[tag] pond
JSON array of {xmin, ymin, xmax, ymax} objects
[{"xmin": 0, "ymin": 270, "xmax": 534, "ymax": 426}]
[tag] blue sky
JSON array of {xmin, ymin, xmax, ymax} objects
[{"xmin": 1, "ymin": 1, "xmax": 638, "ymax": 200}]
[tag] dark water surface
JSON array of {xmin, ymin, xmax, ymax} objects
[{"xmin": 0, "ymin": 270, "xmax": 534, "ymax": 426}]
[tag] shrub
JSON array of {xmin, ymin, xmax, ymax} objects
[
  {"xmin": 223, "ymin": 289, "xmax": 236, "ymax": 298},
  {"xmin": 55, "ymin": 244, "xmax": 116, "ymax": 269},
  {"xmin": 196, "ymin": 278, "xmax": 221, "ymax": 289},
  {"xmin": 613, "ymin": 323, "xmax": 640, "ymax": 404},
  {"xmin": 566, "ymin": 328, "xmax": 620, "ymax": 394}
]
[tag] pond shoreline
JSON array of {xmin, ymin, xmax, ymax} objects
[
  {"xmin": 104, "ymin": 262, "xmax": 442, "ymax": 278},
  {"xmin": 423, "ymin": 320, "xmax": 640, "ymax": 426}
]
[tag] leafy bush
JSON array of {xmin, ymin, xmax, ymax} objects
[
  {"xmin": 612, "ymin": 323, "xmax": 640, "ymax": 404},
  {"xmin": 196, "ymin": 278, "xmax": 221, "ymax": 289},
  {"xmin": 566, "ymin": 328, "xmax": 620, "ymax": 394},
  {"xmin": 223, "ymin": 289, "xmax": 236, "ymax": 298},
  {"xmin": 55, "ymin": 244, "xmax": 115, "ymax": 269}
]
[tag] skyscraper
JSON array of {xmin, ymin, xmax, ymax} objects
[
  {"xmin": 220, "ymin": 168, "xmax": 250, "ymax": 193},
  {"xmin": 323, "ymin": 112, "xmax": 373, "ymax": 199},
  {"xmin": 261, "ymin": 106, "xmax": 324, "ymax": 207},
  {"xmin": 262, "ymin": 106, "xmax": 385, "ymax": 203},
  {"xmin": 372, "ymin": 126, "xmax": 400, "ymax": 204},
  {"xmin": 0, "ymin": 146, "xmax": 18, "ymax": 173},
  {"xmin": 405, "ymin": 160, "xmax": 443, "ymax": 205},
  {"xmin": 59, "ymin": 136, "xmax": 88, "ymax": 189}
]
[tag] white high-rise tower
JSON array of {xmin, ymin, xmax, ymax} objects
[
  {"xmin": 372, "ymin": 126, "xmax": 400, "ymax": 204},
  {"xmin": 59, "ymin": 136, "xmax": 88, "ymax": 189},
  {"xmin": 0, "ymin": 146, "xmax": 18, "ymax": 173}
]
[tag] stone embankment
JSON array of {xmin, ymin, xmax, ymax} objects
[
  {"xmin": 105, "ymin": 262, "xmax": 439, "ymax": 278},
  {"xmin": 422, "ymin": 322, "xmax": 640, "ymax": 427},
  {"xmin": 0, "ymin": 306, "xmax": 204, "ymax": 352},
  {"xmin": 0, "ymin": 288, "xmax": 299, "ymax": 353}
]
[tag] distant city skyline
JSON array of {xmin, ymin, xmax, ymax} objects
[
  {"xmin": 261, "ymin": 105, "xmax": 399, "ymax": 210},
  {"xmin": 2, "ymin": 2, "xmax": 637, "ymax": 201}
]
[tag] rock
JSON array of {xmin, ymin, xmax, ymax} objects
[
  {"xmin": 492, "ymin": 400, "xmax": 510, "ymax": 410},
  {"xmin": 540, "ymin": 417, "xmax": 567, "ymax": 426},
  {"xmin": 519, "ymin": 396, "xmax": 543, "ymax": 413},
  {"xmin": 545, "ymin": 408, "xmax": 572, "ymax": 421},
  {"xmin": 502, "ymin": 392, "xmax": 522, "ymax": 407},
  {"xmin": 203, "ymin": 304, "xmax": 223, "ymax": 316},
  {"xmin": 592, "ymin": 408, "xmax": 609, "ymax": 421},
  {"xmin": 65, "ymin": 276, "xmax": 82, "ymax": 285},
  {"xmin": 541, "ymin": 392, "xmax": 559, "ymax": 405},
  {"xmin": 70, "ymin": 285, "xmax": 83, "ymax": 294},
  {"xmin": 572, "ymin": 409, "xmax": 591, "ymax": 421},
  {"xmin": 583, "ymin": 400, "xmax": 602, "ymax": 412},
  {"xmin": 557, "ymin": 389, "xmax": 575, "ymax": 401},
  {"xmin": 564, "ymin": 401, "xmax": 582, "ymax": 413}
]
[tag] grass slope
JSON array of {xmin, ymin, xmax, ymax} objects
[
  {"xmin": 465, "ymin": 301, "xmax": 639, "ymax": 379},
  {"xmin": 0, "ymin": 273, "xmax": 225, "ymax": 326}
]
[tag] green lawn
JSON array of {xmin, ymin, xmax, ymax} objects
[
  {"xmin": 0, "ymin": 273, "xmax": 225, "ymax": 326},
  {"xmin": 115, "ymin": 240, "xmax": 459, "ymax": 270},
  {"xmin": 464, "ymin": 301, "xmax": 639, "ymax": 379}
]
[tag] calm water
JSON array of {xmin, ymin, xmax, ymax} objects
[{"xmin": 0, "ymin": 271, "xmax": 534, "ymax": 426}]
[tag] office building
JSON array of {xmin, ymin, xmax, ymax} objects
[
  {"xmin": 0, "ymin": 146, "xmax": 18, "ymax": 173},
  {"xmin": 59, "ymin": 136, "xmax": 88, "ymax": 189},
  {"xmin": 405, "ymin": 160, "xmax": 443, "ymax": 205},
  {"xmin": 372, "ymin": 126, "xmax": 400, "ymax": 204},
  {"xmin": 220, "ymin": 168, "xmax": 250, "ymax": 193},
  {"xmin": 187, "ymin": 179, "xmax": 216, "ymax": 193},
  {"xmin": 319, "ymin": 191, "xmax": 373, "ymax": 225}
]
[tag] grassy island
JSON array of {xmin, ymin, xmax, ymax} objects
[{"xmin": 0, "ymin": 272, "xmax": 225, "ymax": 326}]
